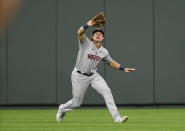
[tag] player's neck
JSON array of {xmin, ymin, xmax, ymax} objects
[{"xmin": 93, "ymin": 41, "xmax": 101, "ymax": 49}]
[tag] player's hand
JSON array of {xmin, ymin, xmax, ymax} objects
[
  {"xmin": 87, "ymin": 20, "xmax": 96, "ymax": 27},
  {"xmin": 124, "ymin": 68, "xmax": 136, "ymax": 72}
]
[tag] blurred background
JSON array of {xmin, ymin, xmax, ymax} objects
[{"xmin": 0, "ymin": 0, "xmax": 185, "ymax": 106}]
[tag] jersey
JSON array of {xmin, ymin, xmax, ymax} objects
[{"xmin": 75, "ymin": 36, "xmax": 113, "ymax": 74}]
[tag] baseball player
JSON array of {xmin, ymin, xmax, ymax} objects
[{"xmin": 56, "ymin": 13, "xmax": 136, "ymax": 123}]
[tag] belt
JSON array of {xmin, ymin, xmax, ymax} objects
[{"xmin": 77, "ymin": 70, "xmax": 94, "ymax": 77}]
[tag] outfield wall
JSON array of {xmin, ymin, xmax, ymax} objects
[{"xmin": 1, "ymin": 0, "xmax": 185, "ymax": 105}]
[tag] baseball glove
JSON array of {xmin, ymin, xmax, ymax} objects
[{"xmin": 91, "ymin": 12, "xmax": 106, "ymax": 27}]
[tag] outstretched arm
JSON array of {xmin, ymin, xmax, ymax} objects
[
  {"xmin": 77, "ymin": 12, "xmax": 106, "ymax": 41},
  {"xmin": 77, "ymin": 20, "xmax": 95, "ymax": 41},
  {"xmin": 109, "ymin": 60, "xmax": 136, "ymax": 72}
]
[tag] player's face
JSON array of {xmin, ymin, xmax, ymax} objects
[{"xmin": 92, "ymin": 32, "xmax": 104, "ymax": 43}]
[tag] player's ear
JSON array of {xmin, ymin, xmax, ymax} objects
[
  {"xmin": 102, "ymin": 38, "xmax": 104, "ymax": 42},
  {"xmin": 91, "ymin": 35, "xmax": 94, "ymax": 41},
  {"xmin": 91, "ymin": 37, "xmax": 93, "ymax": 41},
  {"xmin": 102, "ymin": 36, "xmax": 104, "ymax": 42}
]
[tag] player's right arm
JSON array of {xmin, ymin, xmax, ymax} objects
[
  {"xmin": 77, "ymin": 20, "xmax": 95, "ymax": 41},
  {"xmin": 109, "ymin": 60, "xmax": 136, "ymax": 72},
  {"xmin": 103, "ymin": 50, "xmax": 136, "ymax": 72}
]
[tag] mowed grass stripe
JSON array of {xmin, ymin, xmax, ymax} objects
[{"xmin": 0, "ymin": 108, "xmax": 185, "ymax": 131}]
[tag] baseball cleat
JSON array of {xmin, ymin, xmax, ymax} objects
[
  {"xmin": 121, "ymin": 116, "xmax": 128, "ymax": 123},
  {"xmin": 56, "ymin": 109, "xmax": 66, "ymax": 122},
  {"xmin": 114, "ymin": 115, "xmax": 128, "ymax": 123},
  {"xmin": 56, "ymin": 104, "xmax": 66, "ymax": 122}
]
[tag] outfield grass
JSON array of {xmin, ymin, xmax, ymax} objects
[{"xmin": 0, "ymin": 108, "xmax": 185, "ymax": 131}]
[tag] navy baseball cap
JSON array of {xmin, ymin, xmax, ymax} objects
[{"xmin": 92, "ymin": 28, "xmax": 104, "ymax": 36}]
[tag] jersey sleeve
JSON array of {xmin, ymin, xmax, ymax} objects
[
  {"xmin": 102, "ymin": 50, "xmax": 113, "ymax": 64},
  {"xmin": 78, "ymin": 35, "xmax": 91, "ymax": 49}
]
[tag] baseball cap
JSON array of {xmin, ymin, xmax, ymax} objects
[{"xmin": 92, "ymin": 28, "xmax": 104, "ymax": 36}]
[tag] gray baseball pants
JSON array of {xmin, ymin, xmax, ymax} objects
[{"xmin": 59, "ymin": 67, "xmax": 120, "ymax": 120}]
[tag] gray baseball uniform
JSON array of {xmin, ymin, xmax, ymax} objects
[{"xmin": 59, "ymin": 36, "xmax": 121, "ymax": 120}]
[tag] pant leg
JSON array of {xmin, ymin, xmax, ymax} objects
[
  {"xmin": 90, "ymin": 73, "xmax": 120, "ymax": 120},
  {"xmin": 59, "ymin": 69, "xmax": 90, "ymax": 112}
]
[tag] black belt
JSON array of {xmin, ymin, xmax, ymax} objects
[{"xmin": 77, "ymin": 70, "xmax": 94, "ymax": 77}]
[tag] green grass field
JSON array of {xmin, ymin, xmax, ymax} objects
[{"xmin": 1, "ymin": 108, "xmax": 185, "ymax": 131}]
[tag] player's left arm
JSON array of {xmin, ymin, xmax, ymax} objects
[{"xmin": 109, "ymin": 60, "xmax": 136, "ymax": 72}]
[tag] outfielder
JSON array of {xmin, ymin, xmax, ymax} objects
[{"xmin": 56, "ymin": 12, "xmax": 136, "ymax": 123}]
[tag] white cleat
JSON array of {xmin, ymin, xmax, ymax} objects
[
  {"xmin": 114, "ymin": 116, "xmax": 128, "ymax": 123},
  {"xmin": 56, "ymin": 109, "xmax": 66, "ymax": 122},
  {"xmin": 56, "ymin": 104, "xmax": 66, "ymax": 122}
]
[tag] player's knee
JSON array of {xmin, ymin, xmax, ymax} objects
[
  {"xmin": 103, "ymin": 88, "xmax": 112, "ymax": 97},
  {"xmin": 105, "ymin": 88, "xmax": 112, "ymax": 94},
  {"xmin": 72, "ymin": 97, "xmax": 82, "ymax": 108},
  {"xmin": 74, "ymin": 102, "xmax": 81, "ymax": 107},
  {"xmin": 72, "ymin": 101, "xmax": 81, "ymax": 108}
]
